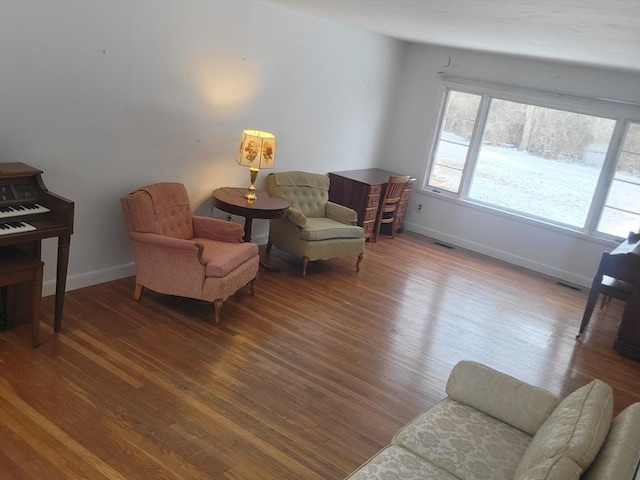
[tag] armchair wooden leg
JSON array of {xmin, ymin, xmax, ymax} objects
[
  {"xmin": 133, "ymin": 283, "xmax": 143, "ymax": 301},
  {"xmin": 249, "ymin": 276, "xmax": 257, "ymax": 296},
  {"xmin": 213, "ymin": 299, "xmax": 223, "ymax": 325},
  {"xmin": 356, "ymin": 252, "xmax": 363, "ymax": 272},
  {"xmin": 302, "ymin": 257, "xmax": 309, "ymax": 277}
]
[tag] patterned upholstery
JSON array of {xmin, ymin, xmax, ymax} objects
[
  {"xmin": 393, "ymin": 398, "xmax": 531, "ymax": 480},
  {"xmin": 265, "ymin": 172, "xmax": 365, "ymax": 276},
  {"xmin": 344, "ymin": 361, "xmax": 640, "ymax": 480},
  {"xmin": 514, "ymin": 379, "xmax": 613, "ymax": 477},
  {"xmin": 121, "ymin": 182, "xmax": 259, "ymax": 324}
]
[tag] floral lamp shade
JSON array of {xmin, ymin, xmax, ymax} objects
[
  {"xmin": 236, "ymin": 130, "xmax": 276, "ymax": 201},
  {"xmin": 236, "ymin": 130, "xmax": 276, "ymax": 169}
]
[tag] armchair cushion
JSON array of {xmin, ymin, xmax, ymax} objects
[
  {"xmin": 197, "ymin": 238, "xmax": 259, "ymax": 278},
  {"xmin": 300, "ymin": 218, "xmax": 364, "ymax": 241}
]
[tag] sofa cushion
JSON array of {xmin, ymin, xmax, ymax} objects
[
  {"xmin": 345, "ymin": 445, "xmax": 460, "ymax": 480},
  {"xmin": 514, "ymin": 379, "xmax": 613, "ymax": 477},
  {"xmin": 582, "ymin": 402, "xmax": 640, "ymax": 480},
  {"xmin": 447, "ymin": 360, "xmax": 560, "ymax": 436},
  {"xmin": 393, "ymin": 398, "xmax": 532, "ymax": 480}
]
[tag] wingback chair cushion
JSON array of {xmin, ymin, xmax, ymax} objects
[
  {"xmin": 121, "ymin": 182, "xmax": 259, "ymax": 324},
  {"xmin": 268, "ymin": 171, "xmax": 330, "ymax": 218}
]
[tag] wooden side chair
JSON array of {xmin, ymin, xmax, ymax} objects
[{"xmin": 373, "ymin": 175, "xmax": 410, "ymax": 242}]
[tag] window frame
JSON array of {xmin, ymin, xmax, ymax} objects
[{"xmin": 422, "ymin": 77, "xmax": 640, "ymax": 240}]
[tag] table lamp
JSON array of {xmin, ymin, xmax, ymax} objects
[{"xmin": 236, "ymin": 129, "xmax": 276, "ymax": 201}]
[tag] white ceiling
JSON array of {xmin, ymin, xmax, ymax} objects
[{"xmin": 268, "ymin": 0, "xmax": 640, "ymax": 72}]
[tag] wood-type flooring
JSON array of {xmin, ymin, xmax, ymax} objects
[{"xmin": 1, "ymin": 232, "xmax": 639, "ymax": 479}]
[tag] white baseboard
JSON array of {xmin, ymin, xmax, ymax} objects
[
  {"xmin": 404, "ymin": 222, "xmax": 591, "ymax": 288},
  {"xmin": 43, "ymin": 262, "xmax": 136, "ymax": 297}
]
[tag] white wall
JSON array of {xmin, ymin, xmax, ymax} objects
[
  {"xmin": 382, "ymin": 44, "xmax": 640, "ymax": 287},
  {"xmin": 0, "ymin": 0, "xmax": 405, "ymax": 294}
]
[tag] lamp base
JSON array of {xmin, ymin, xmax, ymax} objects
[
  {"xmin": 245, "ymin": 167, "xmax": 259, "ymax": 201},
  {"xmin": 244, "ymin": 187, "xmax": 257, "ymax": 202}
]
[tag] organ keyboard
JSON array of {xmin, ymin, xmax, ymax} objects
[
  {"xmin": 0, "ymin": 221, "xmax": 36, "ymax": 236},
  {"xmin": 0, "ymin": 203, "xmax": 50, "ymax": 218},
  {"xmin": 0, "ymin": 162, "xmax": 74, "ymax": 332}
]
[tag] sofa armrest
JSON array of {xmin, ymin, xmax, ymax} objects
[
  {"xmin": 446, "ymin": 361, "xmax": 559, "ymax": 435},
  {"xmin": 192, "ymin": 215, "xmax": 244, "ymax": 242},
  {"xmin": 326, "ymin": 201, "xmax": 357, "ymax": 225},
  {"xmin": 582, "ymin": 402, "xmax": 640, "ymax": 480}
]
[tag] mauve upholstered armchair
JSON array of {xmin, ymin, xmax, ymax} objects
[
  {"xmin": 265, "ymin": 171, "xmax": 365, "ymax": 276},
  {"xmin": 121, "ymin": 182, "xmax": 259, "ymax": 324}
]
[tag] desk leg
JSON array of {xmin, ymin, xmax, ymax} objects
[{"xmin": 54, "ymin": 235, "xmax": 70, "ymax": 333}]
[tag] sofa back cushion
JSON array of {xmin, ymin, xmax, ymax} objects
[{"xmin": 514, "ymin": 379, "xmax": 613, "ymax": 478}]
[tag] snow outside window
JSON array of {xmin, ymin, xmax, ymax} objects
[{"xmin": 425, "ymin": 82, "xmax": 640, "ymax": 240}]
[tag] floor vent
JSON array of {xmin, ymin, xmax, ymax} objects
[
  {"xmin": 434, "ymin": 241, "xmax": 454, "ymax": 249},
  {"xmin": 557, "ymin": 281, "xmax": 581, "ymax": 291}
]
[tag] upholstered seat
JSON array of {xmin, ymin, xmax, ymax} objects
[
  {"xmin": 121, "ymin": 182, "xmax": 259, "ymax": 324},
  {"xmin": 265, "ymin": 171, "xmax": 365, "ymax": 276}
]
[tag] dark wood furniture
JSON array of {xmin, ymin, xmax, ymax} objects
[
  {"xmin": 328, "ymin": 168, "xmax": 414, "ymax": 240},
  {"xmin": 0, "ymin": 162, "xmax": 74, "ymax": 332},
  {"xmin": 373, "ymin": 175, "xmax": 411, "ymax": 242},
  {"xmin": 0, "ymin": 246, "xmax": 44, "ymax": 346},
  {"xmin": 211, "ymin": 187, "xmax": 290, "ymax": 243},
  {"xmin": 577, "ymin": 232, "xmax": 640, "ymax": 360}
]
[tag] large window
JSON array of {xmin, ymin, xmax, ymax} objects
[{"xmin": 426, "ymin": 81, "xmax": 640, "ymax": 239}]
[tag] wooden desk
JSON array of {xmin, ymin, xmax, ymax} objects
[
  {"xmin": 211, "ymin": 187, "xmax": 290, "ymax": 243},
  {"xmin": 328, "ymin": 169, "xmax": 414, "ymax": 240}
]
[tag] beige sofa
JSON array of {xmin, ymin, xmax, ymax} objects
[{"xmin": 346, "ymin": 361, "xmax": 640, "ymax": 480}]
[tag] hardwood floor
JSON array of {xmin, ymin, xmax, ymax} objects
[{"xmin": 1, "ymin": 231, "xmax": 639, "ymax": 479}]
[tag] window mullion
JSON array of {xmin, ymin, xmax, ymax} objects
[
  {"xmin": 584, "ymin": 120, "xmax": 627, "ymax": 234},
  {"xmin": 459, "ymin": 95, "xmax": 491, "ymax": 198}
]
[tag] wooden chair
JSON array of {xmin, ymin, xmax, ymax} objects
[
  {"xmin": 373, "ymin": 175, "xmax": 410, "ymax": 242},
  {"xmin": 577, "ymin": 249, "xmax": 640, "ymax": 338}
]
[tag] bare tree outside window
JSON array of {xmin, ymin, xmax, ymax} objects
[{"xmin": 425, "ymin": 85, "xmax": 640, "ymax": 239}]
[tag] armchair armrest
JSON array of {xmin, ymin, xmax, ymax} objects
[
  {"xmin": 326, "ymin": 201, "xmax": 357, "ymax": 225},
  {"xmin": 193, "ymin": 215, "xmax": 244, "ymax": 242},
  {"xmin": 286, "ymin": 207, "xmax": 307, "ymax": 228},
  {"xmin": 446, "ymin": 361, "xmax": 560, "ymax": 435},
  {"xmin": 129, "ymin": 231, "xmax": 206, "ymax": 266}
]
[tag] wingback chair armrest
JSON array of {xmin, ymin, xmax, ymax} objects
[
  {"xmin": 192, "ymin": 215, "xmax": 244, "ymax": 242},
  {"xmin": 326, "ymin": 201, "xmax": 358, "ymax": 225},
  {"xmin": 286, "ymin": 207, "xmax": 307, "ymax": 228},
  {"xmin": 129, "ymin": 232, "xmax": 206, "ymax": 266}
]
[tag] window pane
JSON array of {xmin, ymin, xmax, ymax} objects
[
  {"xmin": 597, "ymin": 123, "xmax": 640, "ymax": 237},
  {"xmin": 468, "ymin": 99, "xmax": 615, "ymax": 228},
  {"xmin": 427, "ymin": 91, "xmax": 481, "ymax": 193}
]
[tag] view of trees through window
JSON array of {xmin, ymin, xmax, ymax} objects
[{"xmin": 427, "ymin": 88, "xmax": 640, "ymax": 238}]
